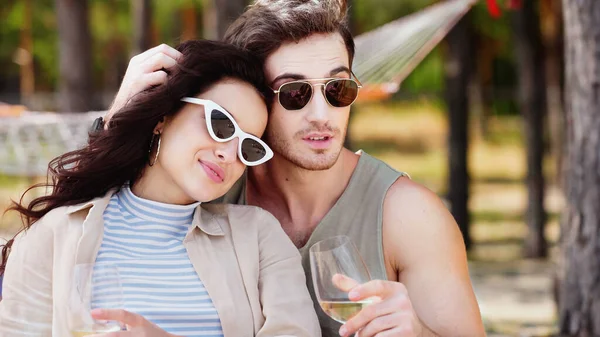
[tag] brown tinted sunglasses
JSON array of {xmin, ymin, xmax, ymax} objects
[{"xmin": 272, "ymin": 73, "xmax": 363, "ymax": 111}]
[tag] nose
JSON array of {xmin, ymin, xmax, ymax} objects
[
  {"xmin": 214, "ymin": 138, "xmax": 238, "ymax": 164},
  {"xmin": 305, "ymin": 85, "xmax": 330, "ymax": 124}
]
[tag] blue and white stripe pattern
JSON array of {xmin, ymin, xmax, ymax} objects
[{"xmin": 92, "ymin": 186, "xmax": 224, "ymax": 337}]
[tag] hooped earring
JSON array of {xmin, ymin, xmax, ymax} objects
[{"xmin": 148, "ymin": 132, "xmax": 161, "ymax": 166}]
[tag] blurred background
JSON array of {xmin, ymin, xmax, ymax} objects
[{"xmin": 0, "ymin": 0, "xmax": 589, "ymax": 336}]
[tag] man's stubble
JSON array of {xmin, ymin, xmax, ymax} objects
[{"xmin": 264, "ymin": 121, "xmax": 348, "ymax": 171}]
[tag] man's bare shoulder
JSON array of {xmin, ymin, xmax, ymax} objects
[
  {"xmin": 384, "ymin": 176, "xmax": 452, "ymax": 224},
  {"xmin": 382, "ymin": 176, "xmax": 467, "ymax": 271}
]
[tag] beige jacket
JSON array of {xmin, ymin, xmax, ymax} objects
[{"xmin": 0, "ymin": 190, "xmax": 320, "ymax": 337}]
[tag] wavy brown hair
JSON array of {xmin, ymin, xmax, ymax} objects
[
  {"xmin": 0, "ymin": 40, "xmax": 272, "ymax": 276},
  {"xmin": 224, "ymin": 0, "xmax": 355, "ymax": 65}
]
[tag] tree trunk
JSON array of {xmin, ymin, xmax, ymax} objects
[
  {"xmin": 558, "ymin": 1, "xmax": 600, "ymax": 335},
  {"xmin": 132, "ymin": 0, "xmax": 152, "ymax": 55},
  {"xmin": 181, "ymin": 3, "xmax": 198, "ymax": 41},
  {"xmin": 471, "ymin": 34, "xmax": 495, "ymax": 142},
  {"xmin": 512, "ymin": 0, "xmax": 548, "ymax": 258},
  {"xmin": 202, "ymin": 0, "xmax": 218, "ymax": 40},
  {"xmin": 18, "ymin": 0, "xmax": 34, "ymax": 104},
  {"xmin": 541, "ymin": 0, "xmax": 565, "ymax": 186},
  {"xmin": 214, "ymin": 0, "xmax": 246, "ymax": 40},
  {"xmin": 55, "ymin": 0, "xmax": 92, "ymax": 112},
  {"xmin": 444, "ymin": 13, "xmax": 472, "ymax": 250},
  {"xmin": 103, "ymin": 0, "xmax": 126, "ymax": 97}
]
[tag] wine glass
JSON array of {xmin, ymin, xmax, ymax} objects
[
  {"xmin": 309, "ymin": 235, "xmax": 372, "ymax": 324},
  {"xmin": 68, "ymin": 263, "xmax": 123, "ymax": 337}
]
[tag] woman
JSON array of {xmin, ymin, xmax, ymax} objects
[{"xmin": 0, "ymin": 40, "xmax": 320, "ymax": 337}]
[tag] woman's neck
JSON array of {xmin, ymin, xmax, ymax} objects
[{"xmin": 133, "ymin": 165, "xmax": 196, "ymax": 205}]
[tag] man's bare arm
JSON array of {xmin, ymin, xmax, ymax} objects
[{"xmin": 383, "ymin": 177, "xmax": 485, "ymax": 336}]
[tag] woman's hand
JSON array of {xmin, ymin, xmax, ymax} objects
[
  {"xmin": 104, "ymin": 44, "xmax": 182, "ymax": 128},
  {"xmin": 89, "ymin": 308, "xmax": 180, "ymax": 337}
]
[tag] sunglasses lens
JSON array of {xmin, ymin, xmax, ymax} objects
[
  {"xmin": 241, "ymin": 138, "xmax": 267, "ymax": 164},
  {"xmin": 325, "ymin": 79, "xmax": 359, "ymax": 107},
  {"xmin": 210, "ymin": 109, "xmax": 235, "ymax": 139},
  {"xmin": 279, "ymin": 82, "xmax": 313, "ymax": 110}
]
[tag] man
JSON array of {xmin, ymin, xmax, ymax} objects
[{"xmin": 100, "ymin": 1, "xmax": 485, "ymax": 336}]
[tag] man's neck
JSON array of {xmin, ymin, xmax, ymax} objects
[{"xmin": 246, "ymin": 148, "xmax": 360, "ymax": 239}]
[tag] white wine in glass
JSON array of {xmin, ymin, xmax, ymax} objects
[
  {"xmin": 68, "ymin": 263, "xmax": 123, "ymax": 336},
  {"xmin": 71, "ymin": 325, "xmax": 122, "ymax": 337},
  {"xmin": 310, "ymin": 235, "xmax": 373, "ymax": 324},
  {"xmin": 319, "ymin": 299, "xmax": 374, "ymax": 323}
]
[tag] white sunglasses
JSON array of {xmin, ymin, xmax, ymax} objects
[{"xmin": 180, "ymin": 97, "xmax": 273, "ymax": 166}]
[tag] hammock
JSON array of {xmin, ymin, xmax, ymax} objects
[
  {"xmin": 353, "ymin": 0, "xmax": 477, "ymax": 101},
  {"xmin": 0, "ymin": 109, "xmax": 102, "ymax": 176}
]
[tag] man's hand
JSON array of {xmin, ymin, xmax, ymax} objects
[
  {"xmin": 334, "ymin": 276, "xmax": 424, "ymax": 337},
  {"xmin": 104, "ymin": 44, "xmax": 182, "ymax": 127},
  {"xmin": 88, "ymin": 308, "xmax": 179, "ymax": 337}
]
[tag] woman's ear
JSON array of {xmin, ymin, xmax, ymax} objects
[{"xmin": 153, "ymin": 117, "xmax": 167, "ymax": 134}]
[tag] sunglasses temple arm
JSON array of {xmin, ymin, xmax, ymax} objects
[{"xmin": 351, "ymin": 71, "xmax": 363, "ymax": 88}]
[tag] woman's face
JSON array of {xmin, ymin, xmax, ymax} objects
[{"xmin": 148, "ymin": 79, "xmax": 268, "ymax": 204}]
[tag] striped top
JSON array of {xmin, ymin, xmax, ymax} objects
[{"xmin": 92, "ymin": 185, "xmax": 224, "ymax": 337}]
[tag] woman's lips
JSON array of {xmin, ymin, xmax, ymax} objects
[{"xmin": 199, "ymin": 160, "xmax": 225, "ymax": 183}]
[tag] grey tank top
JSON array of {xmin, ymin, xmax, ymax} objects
[{"xmin": 218, "ymin": 151, "xmax": 406, "ymax": 337}]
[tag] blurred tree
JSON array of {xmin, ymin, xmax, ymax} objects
[
  {"xmin": 203, "ymin": 0, "xmax": 218, "ymax": 39},
  {"xmin": 2, "ymin": 0, "xmax": 60, "ymax": 97},
  {"xmin": 132, "ymin": 0, "xmax": 152, "ymax": 55},
  {"xmin": 469, "ymin": 2, "xmax": 518, "ymax": 119},
  {"xmin": 214, "ymin": 0, "xmax": 246, "ymax": 39},
  {"xmin": 468, "ymin": 0, "xmax": 510, "ymax": 142},
  {"xmin": 559, "ymin": 0, "xmax": 600, "ymax": 334},
  {"xmin": 180, "ymin": 1, "xmax": 198, "ymax": 41},
  {"xmin": 353, "ymin": 0, "xmax": 436, "ymax": 34},
  {"xmin": 541, "ymin": 0, "xmax": 565, "ymax": 184},
  {"xmin": 56, "ymin": 0, "xmax": 92, "ymax": 112},
  {"xmin": 153, "ymin": 1, "xmax": 188, "ymax": 44},
  {"xmin": 90, "ymin": 0, "xmax": 131, "ymax": 107},
  {"xmin": 18, "ymin": 0, "xmax": 34, "ymax": 103},
  {"xmin": 444, "ymin": 9, "xmax": 473, "ymax": 249},
  {"xmin": 469, "ymin": 32, "xmax": 495, "ymax": 141},
  {"xmin": 512, "ymin": 0, "xmax": 548, "ymax": 258}
]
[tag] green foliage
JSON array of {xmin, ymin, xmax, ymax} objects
[
  {"xmin": 352, "ymin": 0, "xmax": 437, "ymax": 34},
  {"xmin": 32, "ymin": 2, "xmax": 58, "ymax": 90},
  {"xmin": 401, "ymin": 47, "xmax": 444, "ymax": 94},
  {"xmin": 0, "ymin": 0, "xmax": 203, "ymax": 94},
  {"xmin": 471, "ymin": 1, "xmax": 513, "ymax": 41},
  {"xmin": 154, "ymin": 0, "xmax": 184, "ymax": 44},
  {"xmin": 0, "ymin": 0, "xmax": 58, "ymax": 90},
  {"xmin": 90, "ymin": 1, "xmax": 131, "ymax": 47},
  {"xmin": 0, "ymin": 2, "xmax": 22, "ymax": 83},
  {"xmin": 0, "ymin": 0, "xmax": 519, "ymax": 111}
]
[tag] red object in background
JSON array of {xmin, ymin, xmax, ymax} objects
[
  {"xmin": 486, "ymin": 0, "xmax": 502, "ymax": 18},
  {"xmin": 508, "ymin": 0, "xmax": 522, "ymax": 9}
]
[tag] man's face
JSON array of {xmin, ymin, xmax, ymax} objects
[{"xmin": 264, "ymin": 33, "xmax": 352, "ymax": 170}]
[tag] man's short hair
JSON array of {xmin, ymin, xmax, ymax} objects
[{"xmin": 224, "ymin": 0, "xmax": 355, "ymax": 66}]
